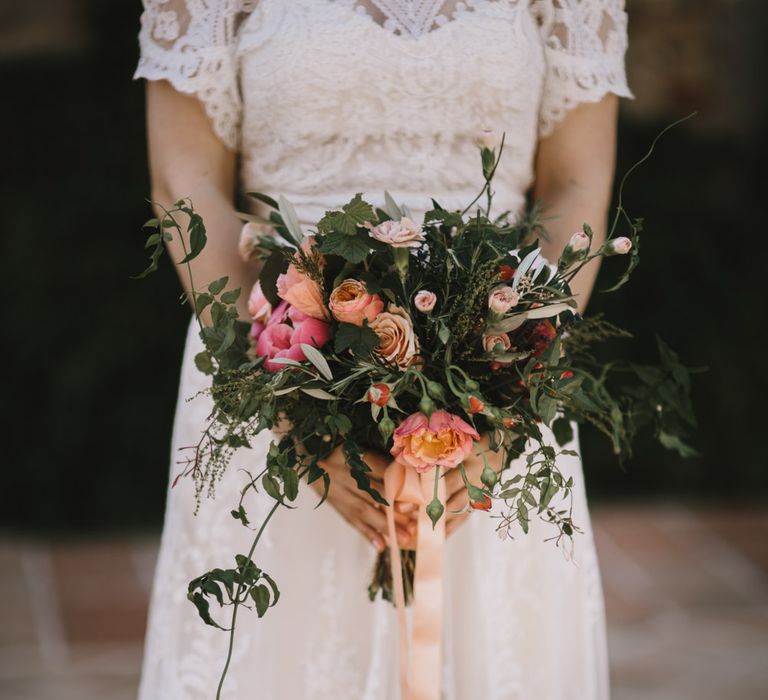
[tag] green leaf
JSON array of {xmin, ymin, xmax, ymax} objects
[
  {"xmin": 259, "ymin": 249, "xmax": 291, "ymax": 308},
  {"xmin": 208, "ymin": 276, "xmax": 229, "ymax": 295},
  {"xmin": 551, "ymin": 417, "xmax": 574, "ymax": 446},
  {"xmin": 180, "ymin": 213, "xmax": 207, "ymax": 263},
  {"xmin": 278, "ymin": 195, "xmax": 305, "ymax": 246},
  {"xmin": 194, "ymin": 350, "xmax": 214, "ymax": 375},
  {"xmin": 221, "ymin": 288, "xmax": 241, "ymax": 304},
  {"xmin": 251, "ymin": 584, "xmax": 271, "ymax": 617},
  {"xmin": 334, "ymin": 322, "xmax": 379, "ymax": 358},
  {"xmin": 658, "ymin": 431, "xmax": 699, "ymax": 458},
  {"xmin": 382, "ymin": 191, "xmax": 403, "ymax": 220},
  {"xmin": 316, "ymin": 229, "xmax": 372, "ymax": 263},
  {"xmin": 300, "ymin": 386, "xmax": 338, "ymax": 400},
  {"xmin": 193, "ymin": 293, "xmax": 213, "ymax": 316},
  {"xmin": 246, "ymin": 191, "xmax": 280, "ymax": 210},
  {"xmin": 187, "ymin": 591, "xmax": 225, "ymax": 629},
  {"xmin": 300, "ymin": 343, "xmax": 333, "ymax": 380},
  {"xmin": 282, "ymin": 468, "xmax": 299, "ymax": 501},
  {"xmin": 317, "ymin": 193, "xmax": 377, "ymax": 236}
]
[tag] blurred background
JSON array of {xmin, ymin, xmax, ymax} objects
[{"xmin": 1, "ymin": 0, "xmax": 766, "ymax": 698}]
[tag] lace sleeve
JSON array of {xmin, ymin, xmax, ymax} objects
[
  {"xmin": 134, "ymin": 0, "xmax": 253, "ymax": 151},
  {"xmin": 534, "ymin": 0, "xmax": 634, "ymax": 138}
]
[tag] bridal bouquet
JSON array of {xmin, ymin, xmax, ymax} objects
[{"xmin": 137, "ymin": 132, "xmax": 695, "ymax": 698}]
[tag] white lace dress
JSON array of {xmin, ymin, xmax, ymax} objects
[{"xmin": 134, "ymin": 2, "xmax": 633, "ymax": 698}]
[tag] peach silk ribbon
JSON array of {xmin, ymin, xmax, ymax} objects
[{"xmin": 384, "ymin": 461, "xmax": 447, "ymax": 700}]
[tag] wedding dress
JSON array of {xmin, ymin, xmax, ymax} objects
[{"xmin": 134, "ymin": 2, "xmax": 632, "ymax": 698}]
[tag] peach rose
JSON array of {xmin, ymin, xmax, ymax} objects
[
  {"xmin": 369, "ymin": 217, "xmax": 426, "ymax": 248},
  {"xmin": 329, "ymin": 279, "xmax": 384, "ymax": 326},
  {"xmin": 488, "ymin": 286, "xmax": 519, "ymax": 314},
  {"xmin": 391, "ymin": 410, "xmax": 480, "ymax": 473},
  {"xmin": 370, "ymin": 304, "xmax": 419, "ymax": 369},
  {"xmin": 414, "ymin": 290, "xmax": 437, "ymax": 313},
  {"xmin": 276, "ymin": 239, "xmax": 329, "ymax": 320}
]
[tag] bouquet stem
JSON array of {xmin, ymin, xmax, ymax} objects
[{"xmin": 369, "ymin": 547, "xmax": 416, "ymax": 606}]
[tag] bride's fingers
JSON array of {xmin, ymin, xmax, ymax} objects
[
  {"xmin": 355, "ymin": 520, "xmax": 386, "ymax": 552},
  {"xmin": 446, "ymin": 491, "xmax": 469, "ymax": 514},
  {"xmin": 446, "ymin": 512, "xmax": 470, "ymax": 537}
]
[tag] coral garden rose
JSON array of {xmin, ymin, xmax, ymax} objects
[
  {"xmin": 391, "ymin": 409, "xmax": 480, "ymax": 473},
  {"xmin": 256, "ymin": 300, "xmax": 331, "ymax": 372},
  {"xmin": 276, "ymin": 239, "xmax": 329, "ymax": 320},
  {"xmin": 368, "ymin": 217, "xmax": 426, "ymax": 249},
  {"xmin": 488, "ymin": 286, "xmax": 519, "ymax": 314},
  {"xmin": 370, "ymin": 304, "xmax": 419, "ymax": 369},
  {"xmin": 329, "ymin": 279, "xmax": 384, "ymax": 326},
  {"xmin": 414, "ymin": 290, "xmax": 437, "ymax": 313}
]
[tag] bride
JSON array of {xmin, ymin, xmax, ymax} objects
[{"xmin": 134, "ymin": 1, "xmax": 633, "ymax": 698}]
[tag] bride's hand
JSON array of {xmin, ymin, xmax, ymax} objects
[
  {"xmin": 441, "ymin": 434, "xmax": 504, "ymax": 537},
  {"xmin": 312, "ymin": 444, "xmax": 416, "ymax": 552}
]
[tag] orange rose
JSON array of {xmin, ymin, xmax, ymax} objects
[
  {"xmin": 370, "ymin": 304, "xmax": 419, "ymax": 369},
  {"xmin": 329, "ymin": 279, "xmax": 384, "ymax": 326}
]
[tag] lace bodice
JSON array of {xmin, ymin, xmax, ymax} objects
[{"xmin": 135, "ymin": 0, "xmax": 632, "ymax": 223}]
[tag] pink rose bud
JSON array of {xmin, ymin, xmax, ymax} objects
[
  {"xmin": 477, "ymin": 129, "xmax": 498, "ymax": 150},
  {"xmin": 367, "ymin": 383, "xmax": 391, "ymax": 407},
  {"xmin": 488, "ymin": 286, "xmax": 520, "ymax": 314},
  {"xmin": 467, "ymin": 396, "xmax": 485, "ymax": 414},
  {"xmin": 604, "ymin": 237, "xmax": 633, "ymax": 255},
  {"xmin": 567, "ymin": 231, "xmax": 590, "ymax": 253},
  {"xmin": 414, "ymin": 290, "xmax": 437, "ymax": 313}
]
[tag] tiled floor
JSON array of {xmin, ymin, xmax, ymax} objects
[{"xmin": 1, "ymin": 504, "xmax": 766, "ymax": 700}]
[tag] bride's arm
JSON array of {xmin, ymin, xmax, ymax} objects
[
  {"xmin": 532, "ymin": 93, "xmax": 620, "ymax": 313},
  {"xmin": 145, "ymin": 80, "xmax": 257, "ymax": 323}
]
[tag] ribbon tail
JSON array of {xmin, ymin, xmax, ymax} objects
[
  {"xmin": 411, "ymin": 472, "xmax": 446, "ymax": 700},
  {"xmin": 385, "ymin": 465, "xmax": 410, "ymax": 700}
]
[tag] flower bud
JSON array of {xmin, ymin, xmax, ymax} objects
[
  {"xmin": 567, "ymin": 231, "xmax": 590, "ymax": 252},
  {"xmin": 419, "ymin": 394, "xmax": 435, "ymax": 416},
  {"xmin": 426, "ymin": 497, "xmax": 445, "ymax": 527},
  {"xmin": 467, "ymin": 396, "xmax": 485, "ymax": 414},
  {"xmin": 477, "ymin": 129, "xmax": 498, "ymax": 151},
  {"xmin": 426, "ymin": 380, "xmax": 446, "ymax": 402},
  {"xmin": 378, "ymin": 415, "xmax": 395, "ymax": 441},
  {"xmin": 602, "ymin": 237, "xmax": 632, "ymax": 256},
  {"xmin": 480, "ymin": 463, "xmax": 498, "ymax": 489},
  {"xmin": 470, "ymin": 494, "xmax": 492, "ymax": 511},
  {"xmin": 414, "ymin": 290, "xmax": 437, "ymax": 313},
  {"xmin": 465, "ymin": 378, "xmax": 480, "ymax": 392},
  {"xmin": 366, "ymin": 383, "xmax": 390, "ymax": 407}
]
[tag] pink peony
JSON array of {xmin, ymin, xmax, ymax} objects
[
  {"xmin": 247, "ymin": 281, "xmax": 272, "ymax": 325},
  {"xmin": 391, "ymin": 410, "xmax": 480, "ymax": 473},
  {"xmin": 368, "ymin": 217, "xmax": 426, "ymax": 248},
  {"xmin": 488, "ymin": 286, "xmax": 519, "ymax": 314},
  {"xmin": 329, "ymin": 279, "xmax": 384, "ymax": 326},
  {"xmin": 255, "ymin": 301, "xmax": 331, "ymax": 372},
  {"xmin": 276, "ymin": 239, "xmax": 329, "ymax": 320},
  {"xmin": 414, "ymin": 290, "xmax": 437, "ymax": 313}
]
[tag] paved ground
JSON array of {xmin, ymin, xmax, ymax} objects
[{"xmin": 1, "ymin": 503, "xmax": 766, "ymax": 700}]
